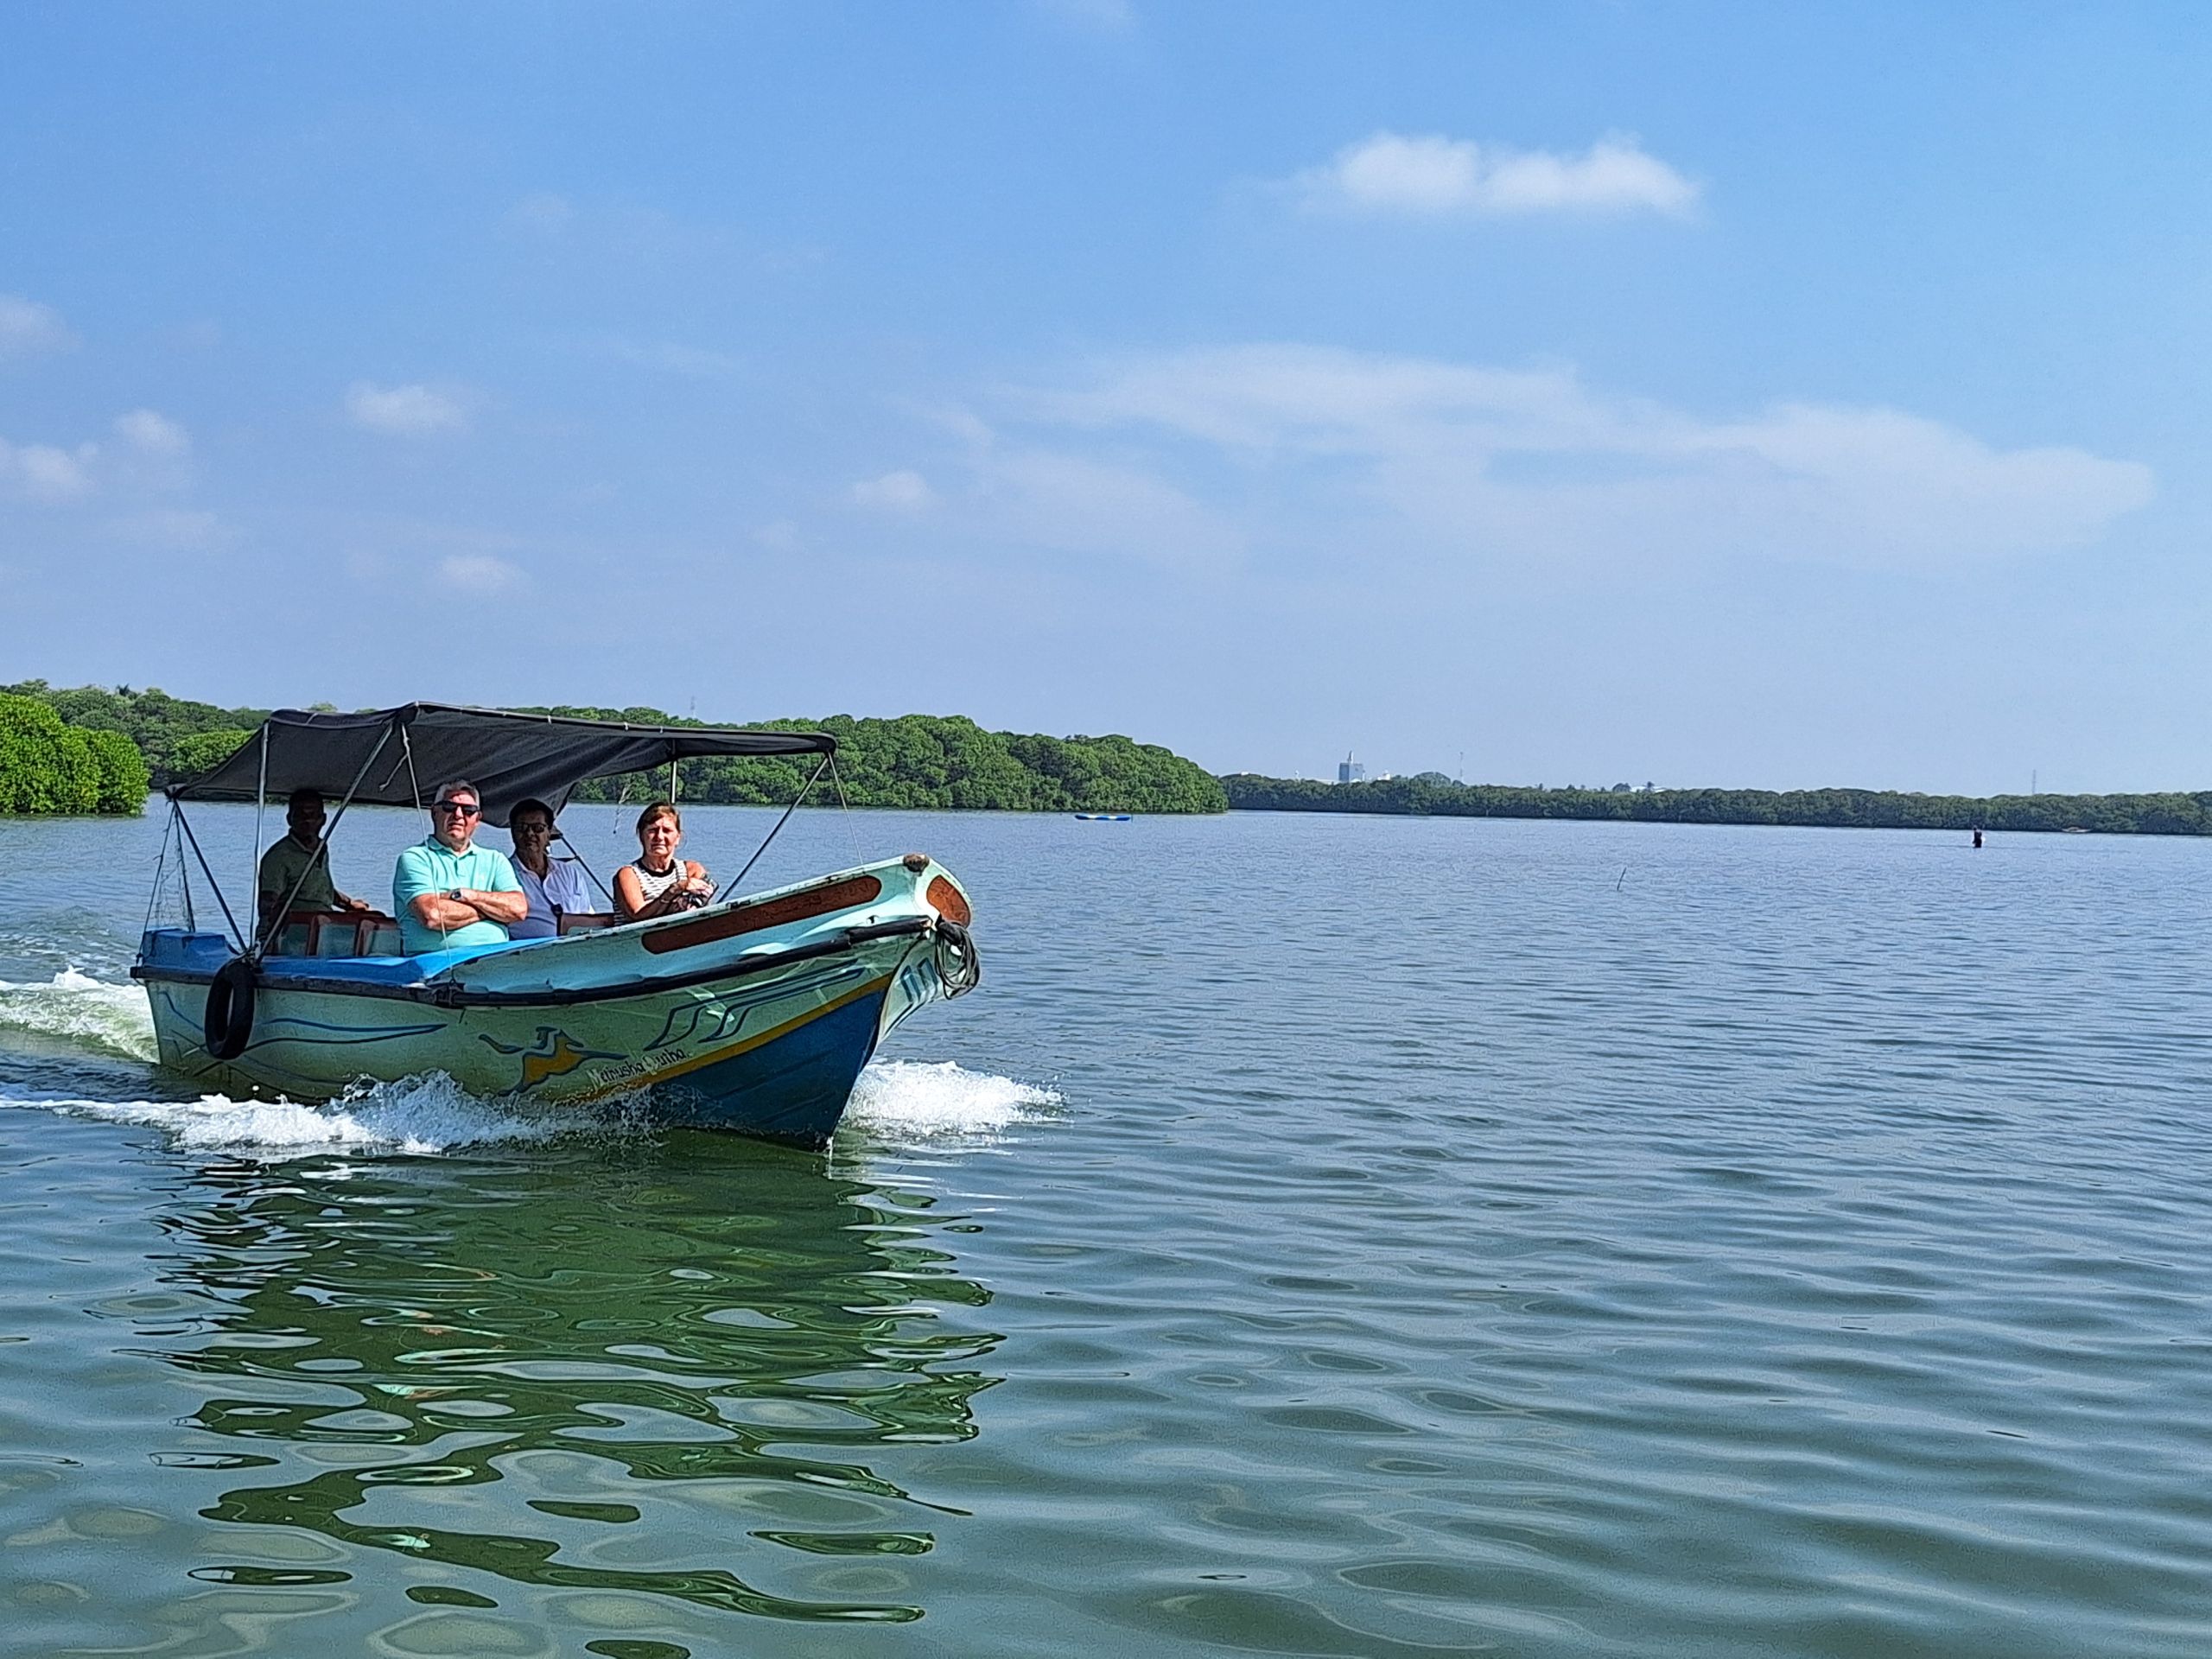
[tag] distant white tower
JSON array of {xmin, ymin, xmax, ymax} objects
[{"xmin": 1338, "ymin": 751, "xmax": 1365, "ymax": 785}]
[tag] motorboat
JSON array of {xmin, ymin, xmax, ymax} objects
[{"xmin": 131, "ymin": 704, "xmax": 979, "ymax": 1147}]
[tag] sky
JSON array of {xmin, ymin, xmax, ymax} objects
[{"xmin": 3, "ymin": 1, "xmax": 2209, "ymax": 792}]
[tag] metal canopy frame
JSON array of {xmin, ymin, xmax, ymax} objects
[{"xmin": 155, "ymin": 704, "xmax": 839, "ymax": 963}]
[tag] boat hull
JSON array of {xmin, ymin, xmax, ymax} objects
[{"xmin": 134, "ymin": 856, "xmax": 976, "ymax": 1147}]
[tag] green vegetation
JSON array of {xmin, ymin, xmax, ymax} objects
[
  {"xmin": 0, "ymin": 694, "xmax": 151, "ymax": 815},
  {"xmin": 0, "ymin": 683, "xmax": 1226, "ymax": 816},
  {"xmin": 2, "ymin": 680, "xmax": 267, "ymax": 790},
  {"xmin": 1222, "ymin": 773, "xmax": 2212, "ymax": 836},
  {"xmin": 537, "ymin": 708, "xmax": 1228, "ymax": 814}
]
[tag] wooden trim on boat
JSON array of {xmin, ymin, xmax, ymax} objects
[
  {"xmin": 925, "ymin": 876, "xmax": 970, "ymax": 925},
  {"xmin": 640, "ymin": 874, "xmax": 884, "ymax": 955}
]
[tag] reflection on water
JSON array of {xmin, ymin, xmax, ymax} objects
[{"xmin": 134, "ymin": 1135, "xmax": 1001, "ymax": 1645}]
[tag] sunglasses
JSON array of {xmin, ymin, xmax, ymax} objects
[{"xmin": 433, "ymin": 801, "xmax": 482, "ymax": 817}]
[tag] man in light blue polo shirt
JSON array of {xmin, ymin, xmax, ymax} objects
[{"xmin": 392, "ymin": 779, "xmax": 528, "ymax": 955}]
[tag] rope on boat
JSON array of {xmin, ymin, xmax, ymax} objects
[
  {"xmin": 170, "ymin": 804, "xmax": 246, "ymax": 952},
  {"xmin": 934, "ymin": 918, "xmax": 982, "ymax": 997},
  {"xmin": 143, "ymin": 802, "xmax": 180, "ymax": 938}
]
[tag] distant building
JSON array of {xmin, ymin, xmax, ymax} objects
[{"xmin": 1338, "ymin": 751, "xmax": 1365, "ymax": 785}]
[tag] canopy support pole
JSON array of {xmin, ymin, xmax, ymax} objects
[
  {"xmin": 399, "ymin": 721, "xmax": 423, "ymax": 810},
  {"xmin": 715, "ymin": 753, "xmax": 831, "ymax": 904},
  {"xmin": 552, "ymin": 831, "xmax": 616, "ymax": 905},
  {"xmin": 173, "ymin": 801, "xmax": 247, "ymax": 953},
  {"xmin": 250, "ymin": 724, "xmax": 270, "ymax": 906},
  {"xmin": 253, "ymin": 718, "xmax": 397, "ymax": 957}
]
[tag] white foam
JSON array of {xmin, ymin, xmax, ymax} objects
[
  {"xmin": 0, "ymin": 1072, "xmax": 566, "ymax": 1160},
  {"xmin": 0, "ymin": 969, "xmax": 158, "ymax": 1062},
  {"xmin": 843, "ymin": 1058, "xmax": 1059, "ymax": 1141}
]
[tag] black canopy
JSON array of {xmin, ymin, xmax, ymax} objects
[{"xmin": 168, "ymin": 703, "xmax": 834, "ymax": 823}]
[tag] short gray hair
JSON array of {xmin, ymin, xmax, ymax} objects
[{"xmin": 430, "ymin": 779, "xmax": 480, "ymax": 806}]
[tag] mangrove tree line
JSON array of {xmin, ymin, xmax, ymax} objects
[
  {"xmin": 1221, "ymin": 772, "xmax": 2212, "ymax": 836},
  {"xmin": 0, "ymin": 683, "xmax": 1227, "ymax": 815}
]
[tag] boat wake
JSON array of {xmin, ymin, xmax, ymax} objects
[
  {"xmin": 0, "ymin": 969, "xmax": 159, "ymax": 1063},
  {"xmin": 0, "ymin": 1073, "xmax": 571, "ymax": 1160},
  {"xmin": 844, "ymin": 1058, "xmax": 1061, "ymax": 1141},
  {"xmin": 0, "ymin": 968, "xmax": 1058, "ymax": 1157}
]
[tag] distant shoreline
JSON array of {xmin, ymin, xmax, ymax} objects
[{"xmin": 1220, "ymin": 774, "xmax": 2212, "ymax": 837}]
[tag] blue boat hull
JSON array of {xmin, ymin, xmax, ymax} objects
[{"xmin": 648, "ymin": 978, "xmax": 887, "ymax": 1145}]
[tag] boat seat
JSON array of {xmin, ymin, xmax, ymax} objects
[
  {"xmin": 272, "ymin": 911, "xmax": 401, "ymax": 958},
  {"xmin": 557, "ymin": 912, "xmax": 620, "ymax": 936}
]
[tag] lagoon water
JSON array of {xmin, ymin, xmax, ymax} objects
[{"xmin": 0, "ymin": 802, "xmax": 2209, "ymax": 1656}]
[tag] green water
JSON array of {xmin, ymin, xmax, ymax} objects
[{"xmin": 1, "ymin": 804, "xmax": 2209, "ymax": 1655}]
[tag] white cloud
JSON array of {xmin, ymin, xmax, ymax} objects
[
  {"xmin": 0, "ymin": 295, "xmax": 76, "ymax": 359},
  {"xmin": 852, "ymin": 469, "xmax": 936, "ymax": 512},
  {"xmin": 0, "ymin": 437, "xmax": 96, "ymax": 501},
  {"xmin": 976, "ymin": 449, "xmax": 1241, "ymax": 570},
  {"xmin": 347, "ymin": 381, "xmax": 469, "ymax": 436},
  {"xmin": 1001, "ymin": 344, "xmax": 2152, "ymax": 571},
  {"xmin": 1295, "ymin": 131, "xmax": 1700, "ymax": 219},
  {"xmin": 436, "ymin": 553, "xmax": 521, "ymax": 592},
  {"xmin": 753, "ymin": 519, "xmax": 803, "ymax": 553},
  {"xmin": 114, "ymin": 409, "xmax": 190, "ymax": 458}
]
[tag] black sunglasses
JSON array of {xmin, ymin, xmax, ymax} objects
[{"xmin": 433, "ymin": 801, "xmax": 482, "ymax": 817}]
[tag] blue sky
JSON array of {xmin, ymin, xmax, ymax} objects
[{"xmin": 3, "ymin": 2, "xmax": 2208, "ymax": 791}]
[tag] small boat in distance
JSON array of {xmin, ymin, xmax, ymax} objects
[
  {"xmin": 132, "ymin": 704, "xmax": 980, "ymax": 1147},
  {"xmin": 1073, "ymin": 813, "xmax": 1132, "ymax": 821}
]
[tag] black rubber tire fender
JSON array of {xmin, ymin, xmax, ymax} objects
[{"xmin": 202, "ymin": 956, "xmax": 258, "ymax": 1061}]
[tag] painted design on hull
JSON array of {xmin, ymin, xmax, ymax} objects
[
  {"xmin": 639, "ymin": 961, "xmax": 869, "ymax": 1052},
  {"xmin": 478, "ymin": 1027, "xmax": 627, "ymax": 1090},
  {"xmin": 150, "ymin": 986, "xmax": 447, "ymax": 1067},
  {"xmin": 600, "ymin": 976, "xmax": 892, "ymax": 1096},
  {"xmin": 649, "ymin": 982, "xmax": 889, "ymax": 1146}
]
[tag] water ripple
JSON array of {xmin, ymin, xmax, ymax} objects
[{"xmin": 4, "ymin": 810, "xmax": 2212, "ymax": 1654}]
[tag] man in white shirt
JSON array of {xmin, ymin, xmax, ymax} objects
[{"xmin": 506, "ymin": 797, "xmax": 595, "ymax": 938}]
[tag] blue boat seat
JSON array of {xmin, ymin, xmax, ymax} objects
[{"xmin": 139, "ymin": 925, "xmax": 524, "ymax": 988}]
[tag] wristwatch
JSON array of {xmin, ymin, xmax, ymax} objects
[{"xmin": 448, "ymin": 887, "xmax": 465, "ymax": 902}]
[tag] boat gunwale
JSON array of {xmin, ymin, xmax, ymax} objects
[{"xmin": 131, "ymin": 916, "xmax": 934, "ymax": 1007}]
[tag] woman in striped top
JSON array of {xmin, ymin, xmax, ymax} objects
[{"xmin": 613, "ymin": 801, "xmax": 715, "ymax": 920}]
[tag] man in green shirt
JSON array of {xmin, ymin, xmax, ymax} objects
[
  {"xmin": 257, "ymin": 788, "xmax": 371, "ymax": 929},
  {"xmin": 391, "ymin": 779, "xmax": 528, "ymax": 955}
]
